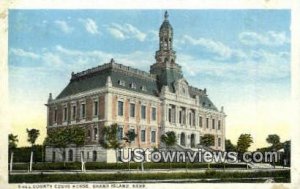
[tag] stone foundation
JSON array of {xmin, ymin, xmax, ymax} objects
[{"xmin": 45, "ymin": 145, "xmax": 107, "ymax": 162}]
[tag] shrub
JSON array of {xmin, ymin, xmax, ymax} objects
[
  {"xmin": 9, "ymin": 170, "xmax": 290, "ymax": 183},
  {"xmin": 10, "ymin": 162, "xmax": 247, "ymax": 170}
]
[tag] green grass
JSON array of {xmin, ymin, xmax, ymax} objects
[{"xmin": 9, "ymin": 170, "xmax": 290, "ymax": 183}]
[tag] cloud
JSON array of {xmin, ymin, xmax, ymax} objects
[
  {"xmin": 54, "ymin": 45, "xmax": 152, "ymax": 72},
  {"xmin": 10, "ymin": 48, "xmax": 40, "ymax": 59},
  {"xmin": 239, "ymin": 31, "xmax": 290, "ymax": 46},
  {"xmin": 108, "ymin": 27, "xmax": 125, "ymax": 40},
  {"xmin": 179, "ymin": 35, "xmax": 246, "ymax": 60},
  {"xmin": 54, "ymin": 20, "xmax": 73, "ymax": 34},
  {"xmin": 79, "ymin": 18, "xmax": 99, "ymax": 34},
  {"xmin": 106, "ymin": 23, "xmax": 146, "ymax": 42},
  {"xmin": 178, "ymin": 49, "xmax": 290, "ymax": 82}
]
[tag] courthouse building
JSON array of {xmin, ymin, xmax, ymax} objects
[{"xmin": 45, "ymin": 11, "xmax": 226, "ymax": 162}]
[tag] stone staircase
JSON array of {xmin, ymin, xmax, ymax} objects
[{"xmin": 248, "ymin": 162, "xmax": 274, "ymax": 169}]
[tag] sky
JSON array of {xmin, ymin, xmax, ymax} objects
[{"xmin": 8, "ymin": 9, "xmax": 291, "ymax": 150}]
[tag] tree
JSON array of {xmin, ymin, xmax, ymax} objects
[
  {"xmin": 266, "ymin": 134, "xmax": 281, "ymax": 149},
  {"xmin": 9, "ymin": 134, "xmax": 18, "ymax": 149},
  {"xmin": 200, "ymin": 134, "xmax": 215, "ymax": 169},
  {"xmin": 161, "ymin": 131, "xmax": 177, "ymax": 149},
  {"xmin": 44, "ymin": 126, "xmax": 85, "ymax": 168},
  {"xmin": 26, "ymin": 128, "xmax": 40, "ymax": 172},
  {"xmin": 283, "ymin": 140, "xmax": 291, "ymax": 167},
  {"xmin": 101, "ymin": 124, "xmax": 123, "ymax": 165},
  {"xmin": 225, "ymin": 139, "xmax": 236, "ymax": 152},
  {"xmin": 200, "ymin": 134, "xmax": 215, "ymax": 147},
  {"xmin": 8, "ymin": 134, "xmax": 18, "ymax": 172},
  {"xmin": 123, "ymin": 129, "xmax": 137, "ymax": 171},
  {"xmin": 161, "ymin": 131, "xmax": 177, "ymax": 168},
  {"xmin": 237, "ymin": 134, "xmax": 253, "ymax": 153}
]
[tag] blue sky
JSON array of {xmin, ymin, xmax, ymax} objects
[{"xmin": 8, "ymin": 10, "xmax": 291, "ymax": 148}]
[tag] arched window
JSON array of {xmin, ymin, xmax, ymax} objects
[
  {"xmin": 52, "ymin": 151, "xmax": 56, "ymax": 162},
  {"xmin": 62, "ymin": 151, "xmax": 66, "ymax": 161},
  {"xmin": 164, "ymin": 58, "xmax": 168, "ymax": 63},
  {"xmin": 68, "ymin": 149, "xmax": 73, "ymax": 162},
  {"xmin": 93, "ymin": 151, "xmax": 97, "ymax": 161}
]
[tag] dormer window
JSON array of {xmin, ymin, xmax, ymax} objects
[
  {"xmin": 141, "ymin": 86, "xmax": 147, "ymax": 91},
  {"xmin": 130, "ymin": 82, "xmax": 136, "ymax": 89},
  {"xmin": 182, "ymin": 87, "xmax": 185, "ymax": 94},
  {"xmin": 118, "ymin": 80, "xmax": 125, "ymax": 86},
  {"xmin": 202, "ymin": 102, "xmax": 206, "ymax": 107}
]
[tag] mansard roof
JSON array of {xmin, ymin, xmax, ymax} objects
[
  {"xmin": 56, "ymin": 61, "xmax": 158, "ymax": 99},
  {"xmin": 55, "ymin": 61, "xmax": 219, "ymax": 111},
  {"xmin": 189, "ymin": 86, "xmax": 218, "ymax": 111}
]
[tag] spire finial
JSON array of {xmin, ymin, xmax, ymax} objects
[{"xmin": 164, "ymin": 11, "xmax": 169, "ymax": 20}]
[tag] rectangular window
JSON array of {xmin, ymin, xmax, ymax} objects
[
  {"xmin": 199, "ymin": 116, "xmax": 202, "ymax": 127},
  {"xmin": 93, "ymin": 128, "xmax": 98, "ymax": 140},
  {"xmin": 218, "ymin": 138, "xmax": 221, "ymax": 147},
  {"xmin": 192, "ymin": 111, "xmax": 195, "ymax": 126},
  {"xmin": 130, "ymin": 128, "xmax": 136, "ymax": 143},
  {"xmin": 141, "ymin": 105, "xmax": 146, "ymax": 119},
  {"xmin": 130, "ymin": 103, "xmax": 135, "ymax": 117},
  {"xmin": 117, "ymin": 127, "xmax": 123, "ymax": 141},
  {"xmin": 151, "ymin": 131, "xmax": 156, "ymax": 143},
  {"xmin": 93, "ymin": 101, "xmax": 98, "ymax": 116},
  {"xmin": 63, "ymin": 107, "xmax": 67, "ymax": 121},
  {"xmin": 118, "ymin": 101, "xmax": 124, "ymax": 116},
  {"xmin": 189, "ymin": 112, "xmax": 192, "ymax": 125},
  {"xmin": 152, "ymin": 107, "xmax": 156, "ymax": 121},
  {"xmin": 168, "ymin": 108, "xmax": 172, "ymax": 122},
  {"xmin": 218, "ymin": 120, "xmax": 221, "ymax": 130},
  {"xmin": 212, "ymin": 119, "xmax": 215, "ymax": 129},
  {"xmin": 179, "ymin": 110, "xmax": 182, "ymax": 124},
  {"xmin": 183, "ymin": 109, "xmax": 186, "ymax": 124},
  {"xmin": 206, "ymin": 118, "xmax": 209, "ymax": 128},
  {"xmin": 54, "ymin": 109, "xmax": 57, "ymax": 122},
  {"xmin": 72, "ymin": 105, "xmax": 76, "ymax": 120},
  {"xmin": 81, "ymin": 103, "xmax": 86, "ymax": 118},
  {"xmin": 141, "ymin": 130, "xmax": 146, "ymax": 142},
  {"xmin": 172, "ymin": 107, "xmax": 176, "ymax": 123}
]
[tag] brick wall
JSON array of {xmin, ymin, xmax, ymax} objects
[
  {"xmin": 99, "ymin": 95, "xmax": 105, "ymax": 119},
  {"xmin": 86, "ymin": 97, "xmax": 92, "ymax": 121},
  {"xmin": 112, "ymin": 95, "xmax": 117, "ymax": 121}
]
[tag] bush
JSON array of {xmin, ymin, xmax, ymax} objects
[
  {"xmin": 9, "ymin": 170, "xmax": 290, "ymax": 183},
  {"xmin": 9, "ymin": 145, "xmax": 44, "ymax": 163},
  {"xmin": 10, "ymin": 162, "xmax": 247, "ymax": 170}
]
